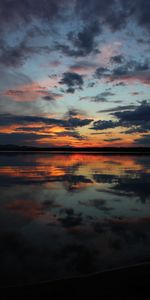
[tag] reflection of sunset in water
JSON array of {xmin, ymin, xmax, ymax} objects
[
  {"xmin": 0, "ymin": 153, "xmax": 150, "ymax": 287},
  {"xmin": 0, "ymin": 154, "xmax": 149, "ymax": 183}
]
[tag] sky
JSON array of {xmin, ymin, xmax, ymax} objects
[{"xmin": 0, "ymin": 0, "xmax": 150, "ymax": 147}]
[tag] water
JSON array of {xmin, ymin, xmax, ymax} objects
[{"xmin": 0, "ymin": 153, "xmax": 150, "ymax": 287}]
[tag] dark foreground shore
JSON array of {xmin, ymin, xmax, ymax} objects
[{"xmin": 1, "ymin": 262, "xmax": 150, "ymax": 299}]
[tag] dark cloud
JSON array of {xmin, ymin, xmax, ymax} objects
[
  {"xmin": 122, "ymin": 124, "xmax": 150, "ymax": 134},
  {"xmin": 59, "ymin": 72, "xmax": 84, "ymax": 93},
  {"xmin": 55, "ymin": 21, "xmax": 101, "ymax": 58},
  {"xmin": 15, "ymin": 127, "xmax": 45, "ymax": 132},
  {"xmin": 88, "ymin": 82, "xmax": 95, "ymax": 88},
  {"xmin": 0, "ymin": 0, "xmax": 150, "ymax": 70},
  {"xmin": 67, "ymin": 21, "xmax": 101, "ymax": 56},
  {"xmin": 132, "ymin": 92, "xmax": 140, "ymax": 96},
  {"xmin": 75, "ymin": 0, "xmax": 150, "ymax": 33},
  {"xmin": 0, "ymin": 114, "xmax": 93, "ymax": 129},
  {"xmin": 75, "ymin": 0, "xmax": 131, "ymax": 31},
  {"xmin": 113, "ymin": 101, "xmax": 150, "ymax": 122},
  {"xmin": 0, "ymin": 0, "xmax": 149, "ymax": 38},
  {"xmin": 91, "ymin": 120, "xmax": 119, "ymax": 131},
  {"xmin": 114, "ymin": 82, "xmax": 126, "ymax": 87},
  {"xmin": 0, "ymin": 37, "xmax": 51, "ymax": 67},
  {"xmin": 104, "ymin": 138, "xmax": 122, "ymax": 142},
  {"xmin": 94, "ymin": 59, "xmax": 150, "ymax": 85},
  {"xmin": 93, "ymin": 102, "xmax": 150, "ymax": 136},
  {"xmin": 110, "ymin": 59, "xmax": 150, "ymax": 80},
  {"xmin": 80, "ymin": 95, "xmax": 107, "ymax": 103},
  {"xmin": 62, "ymin": 117, "xmax": 93, "ymax": 128},
  {"xmin": 112, "ymin": 102, "xmax": 150, "ymax": 134},
  {"xmin": 110, "ymin": 55, "xmax": 125, "ymax": 64},
  {"xmin": 80, "ymin": 91, "xmax": 115, "ymax": 103},
  {"xmin": 132, "ymin": 0, "xmax": 150, "ymax": 31},
  {"xmin": 95, "ymin": 67, "xmax": 110, "ymax": 79},
  {"xmin": 42, "ymin": 95, "xmax": 57, "ymax": 101},
  {"xmin": 56, "ymin": 131, "xmax": 85, "ymax": 140},
  {"xmin": 15, "ymin": 126, "xmax": 85, "ymax": 140},
  {"xmin": 0, "ymin": 0, "xmax": 68, "ymax": 34},
  {"xmin": 134, "ymin": 134, "xmax": 150, "ymax": 146},
  {"xmin": 64, "ymin": 108, "xmax": 87, "ymax": 118},
  {"xmin": 0, "ymin": 132, "xmax": 49, "ymax": 145},
  {"xmin": 54, "ymin": 43, "xmax": 85, "ymax": 58}
]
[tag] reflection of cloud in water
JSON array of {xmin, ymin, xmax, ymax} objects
[
  {"xmin": 112, "ymin": 173, "xmax": 150, "ymax": 203},
  {"xmin": 79, "ymin": 199, "xmax": 113, "ymax": 213},
  {"xmin": 0, "ymin": 153, "xmax": 150, "ymax": 286}
]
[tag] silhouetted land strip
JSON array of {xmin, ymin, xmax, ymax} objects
[
  {"xmin": 0, "ymin": 145, "xmax": 150, "ymax": 155},
  {"xmin": 1, "ymin": 262, "xmax": 150, "ymax": 299}
]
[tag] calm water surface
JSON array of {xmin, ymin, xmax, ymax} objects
[{"xmin": 0, "ymin": 153, "xmax": 150, "ymax": 286}]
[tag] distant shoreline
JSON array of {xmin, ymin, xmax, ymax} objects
[
  {"xmin": 0, "ymin": 146, "xmax": 150, "ymax": 155},
  {"xmin": 0, "ymin": 151, "xmax": 150, "ymax": 155}
]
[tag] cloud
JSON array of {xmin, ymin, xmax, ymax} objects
[
  {"xmin": 134, "ymin": 134, "xmax": 150, "ymax": 146},
  {"xmin": 55, "ymin": 131, "xmax": 85, "ymax": 140},
  {"xmin": 4, "ymin": 83, "xmax": 63, "ymax": 102},
  {"xmin": 97, "ymin": 42, "xmax": 122, "ymax": 65},
  {"xmin": 75, "ymin": 0, "xmax": 150, "ymax": 33},
  {"xmin": 80, "ymin": 91, "xmax": 115, "ymax": 103},
  {"xmin": 75, "ymin": 0, "xmax": 130, "ymax": 31},
  {"xmin": 95, "ymin": 67, "xmax": 110, "ymax": 79},
  {"xmin": 55, "ymin": 21, "xmax": 101, "ymax": 58},
  {"xmin": 0, "ymin": 0, "xmax": 149, "ymax": 40},
  {"xmin": 59, "ymin": 72, "xmax": 84, "ymax": 93},
  {"xmin": 131, "ymin": 0, "xmax": 150, "ymax": 31},
  {"xmin": 92, "ymin": 102, "xmax": 150, "ymax": 137},
  {"xmin": 67, "ymin": 21, "xmax": 101, "ymax": 56},
  {"xmin": 109, "ymin": 59, "xmax": 150, "ymax": 84},
  {"xmin": 0, "ymin": 37, "xmax": 51, "ymax": 68},
  {"xmin": 15, "ymin": 127, "xmax": 85, "ymax": 140},
  {"xmin": 91, "ymin": 120, "xmax": 119, "ymax": 131},
  {"xmin": 0, "ymin": 0, "xmax": 68, "ymax": 34},
  {"xmin": 80, "ymin": 95, "xmax": 107, "ymax": 103},
  {"xmin": 113, "ymin": 101, "xmax": 150, "ymax": 122},
  {"xmin": 104, "ymin": 138, "xmax": 122, "ymax": 142},
  {"xmin": 69, "ymin": 61, "xmax": 96, "ymax": 74},
  {"xmin": 0, "ymin": 0, "xmax": 150, "ymax": 69},
  {"xmin": 0, "ymin": 132, "xmax": 50, "ymax": 145},
  {"xmin": 0, "ymin": 113, "xmax": 93, "ymax": 129},
  {"xmin": 64, "ymin": 108, "xmax": 87, "ymax": 118},
  {"xmin": 94, "ymin": 58, "xmax": 150, "ymax": 85},
  {"xmin": 110, "ymin": 55, "xmax": 125, "ymax": 64},
  {"xmin": 97, "ymin": 105, "xmax": 137, "ymax": 113}
]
